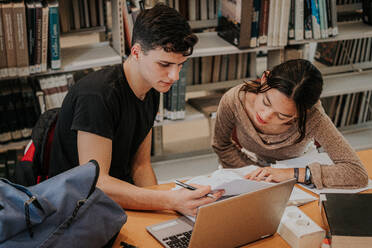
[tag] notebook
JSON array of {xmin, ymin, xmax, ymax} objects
[{"xmin": 146, "ymin": 179, "xmax": 296, "ymax": 248}]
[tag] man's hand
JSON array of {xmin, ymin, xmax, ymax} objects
[
  {"xmin": 244, "ymin": 167, "xmax": 294, "ymax": 183},
  {"xmin": 168, "ymin": 184, "xmax": 224, "ymax": 216}
]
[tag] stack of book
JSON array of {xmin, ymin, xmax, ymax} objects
[
  {"xmin": 0, "ymin": 0, "xmax": 61, "ymax": 79},
  {"xmin": 217, "ymin": 0, "xmax": 339, "ymax": 49},
  {"xmin": 322, "ymin": 91, "xmax": 372, "ymax": 128},
  {"xmin": 315, "ymin": 37, "xmax": 372, "ymax": 66},
  {"xmin": 59, "ymin": 0, "xmax": 105, "ymax": 32},
  {"xmin": 188, "ymin": 53, "xmax": 253, "ymax": 86},
  {"xmin": 0, "ymin": 78, "xmax": 40, "ymax": 144},
  {"xmin": 320, "ymin": 193, "xmax": 372, "ymax": 248},
  {"xmin": 36, "ymin": 73, "xmax": 75, "ymax": 113}
]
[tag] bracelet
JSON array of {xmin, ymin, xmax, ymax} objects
[
  {"xmin": 304, "ymin": 166, "xmax": 312, "ymax": 185},
  {"xmin": 293, "ymin": 168, "xmax": 299, "ymax": 182}
]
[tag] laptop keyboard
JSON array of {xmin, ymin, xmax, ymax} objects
[{"xmin": 162, "ymin": 230, "xmax": 192, "ymax": 248}]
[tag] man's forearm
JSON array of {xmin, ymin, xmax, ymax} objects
[
  {"xmin": 97, "ymin": 174, "xmax": 171, "ymax": 210},
  {"xmin": 132, "ymin": 162, "xmax": 158, "ymax": 187}
]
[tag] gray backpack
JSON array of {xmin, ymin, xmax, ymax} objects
[{"xmin": 0, "ymin": 160, "xmax": 127, "ymax": 248}]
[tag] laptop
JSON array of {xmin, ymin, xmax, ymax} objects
[{"xmin": 147, "ymin": 179, "xmax": 296, "ymax": 248}]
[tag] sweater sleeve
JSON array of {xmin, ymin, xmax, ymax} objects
[
  {"xmin": 308, "ymin": 111, "xmax": 368, "ymax": 189},
  {"xmin": 212, "ymin": 90, "xmax": 251, "ymax": 168}
]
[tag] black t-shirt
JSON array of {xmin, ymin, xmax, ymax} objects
[{"xmin": 49, "ymin": 64, "xmax": 160, "ymax": 183}]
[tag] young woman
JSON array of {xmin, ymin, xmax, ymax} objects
[{"xmin": 212, "ymin": 59, "xmax": 368, "ymax": 189}]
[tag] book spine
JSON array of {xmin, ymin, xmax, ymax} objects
[
  {"xmin": 48, "ymin": 2, "xmax": 61, "ymax": 70},
  {"xmin": 41, "ymin": 4, "xmax": 49, "ymax": 72},
  {"xmin": 267, "ymin": 0, "xmax": 275, "ymax": 46},
  {"xmin": 0, "ymin": 3, "xmax": 8, "ymax": 78},
  {"xmin": 34, "ymin": 3, "xmax": 42, "ymax": 73},
  {"xmin": 89, "ymin": 0, "xmax": 97, "ymax": 27},
  {"xmin": 304, "ymin": 0, "xmax": 313, "ymax": 39},
  {"xmin": 288, "ymin": 0, "xmax": 295, "ymax": 39},
  {"xmin": 318, "ymin": 0, "xmax": 325, "ymax": 38},
  {"xmin": 239, "ymin": 0, "xmax": 254, "ymax": 48},
  {"xmin": 279, "ymin": 0, "xmax": 291, "ymax": 46},
  {"xmin": 72, "ymin": 0, "xmax": 81, "ymax": 29},
  {"xmin": 83, "ymin": 0, "xmax": 90, "ymax": 28},
  {"xmin": 177, "ymin": 74, "xmax": 186, "ymax": 119},
  {"xmin": 12, "ymin": 1, "xmax": 30, "ymax": 76},
  {"xmin": 294, "ymin": 0, "xmax": 304, "ymax": 41},
  {"xmin": 330, "ymin": 0, "xmax": 338, "ymax": 35},
  {"xmin": 322, "ymin": 0, "xmax": 329, "ymax": 38},
  {"xmin": 311, "ymin": 0, "xmax": 321, "ymax": 39},
  {"xmin": 250, "ymin": 0, "xmax": 260, "ymax": 47},
  {"xmin": 25, "ymin": 2, "xmax": 36, "ymax": 74},
  {"xmin": 97, "ymin": 0, "xmax": 104, "ymax": 26},
  {"xmin": 325, "ymin": 0, "xmax": 332, "ymax": 36},
  {"xmin": 2, "ymin": 2, "xmax": 17, "ymax": 77},
  {"xmin": 259, "ymin": 0, "xmax": 269, "ymax": 44},
  {"xmin": 272, "ymin": 0, "xmax": 281, "ymax": 46}
]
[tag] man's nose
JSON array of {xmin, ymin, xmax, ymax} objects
[{"xmin": 168, "ymin": 66, "xmax": 180, "ymax": 82}]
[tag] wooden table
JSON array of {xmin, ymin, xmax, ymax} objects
[{"xmin": 113, "ymin": 150, "xmax": 372, "ymax": 248}]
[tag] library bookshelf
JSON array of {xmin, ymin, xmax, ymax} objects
[
  {"xmin": 0, "ymin": 0, "xmax": 125, "ymax": 153},
  {"xmin": 152, "ymin": 1, "xmax": 372, "ymax": 159}
]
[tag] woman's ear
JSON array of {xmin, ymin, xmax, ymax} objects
[{"xmin": 261, "ymin": 71, "xmax": 270, "ymax": 84}]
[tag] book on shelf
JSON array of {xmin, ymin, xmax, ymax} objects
[
  {"xmin": 34, "ymin": 1, "xmax": 43, "ymax": 73},
  {"xmin": 250, "ymin": 0, "xmax": 261, "ymax": 48},
  {"xmin": 12, "ymin": 0, "xmax": 30, "ymax": 76},
  {"xmin": 315, "ymin": 37, "xmax": 372, "ymax": 66},
  {"xmin": 258, "ymin": 0, "xmax": 269, "ymax": 44},
  {"xmin": 0, "ymin": 2, "xmax": 8, "ymax": 78},
  {"xmin": 2, "ymin": 1, "xmax": 17, "ymax": 77},
  {"xmin": 320, "ymin": 193, "xmax": 372, "ymax": 248},
  {"xmin": 41, "ymin": 2, "xmax": 49, "ymax": 73},
  {"xmin": 311, "ymin": 0, "xmax": 321, "ymax": 40},
  {"xmin": 48, "ymin": 0, "xmax": 61, "ymax": 70},
  {"xmin": 218, "ymin": 0, "xmax": 254, "ymax": 49},
  {"xmin": 294, "ymin": 0, "xmax": 304, "ymax": 41},
  {"xmin": 72, "ymin": 0, "xmax": 81, "ymax": 29},
  {"xmin": 303, "ymin": 0, "xmax": 313, "ymax": 39},
  {"xmin": 59, "ymin": 0, "xmax": 72, "ymax": 33}
]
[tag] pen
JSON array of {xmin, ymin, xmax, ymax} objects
[{"xmin": 175, "ymin": 180, "xmax": 216, "ymax": 199}]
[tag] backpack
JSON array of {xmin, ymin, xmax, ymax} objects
[
  {"xmin": 0, "ymin": 160, "xmax": 127, "ymax": 248},
  {"xmin": 15, "ymin": 108, "xmax": 60, "ymax": 186}
]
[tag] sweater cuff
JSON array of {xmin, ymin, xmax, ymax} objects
[{"xmin": 309, "ymin": 162, "xmax": 323, "ymax": 189}]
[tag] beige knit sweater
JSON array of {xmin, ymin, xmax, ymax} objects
[{"xmin": 212, "ymin": 84, "xmax": 369, "ymax": 189}]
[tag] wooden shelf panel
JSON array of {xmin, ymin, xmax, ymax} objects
[
  {"xmin": 186, "ymin": 78, "xmax": 253, "ymax": 92},
  {"xmin": 315, "ymin": 61, "xmax": 372, "ymax": 75},
  {"xmin": 289, "ymin": 22, "xmax": 372, "ymax": 45},
  {"xmin": 0, "ymin": 42, "xmax": 122, "ymax": 80},
  {"xmin": 60, "ymin": 26, "xmax": 106, "ymax": 36},
  {"xmin": 189, "ymin": 19, "xmax": 218, "ymax": 29},
  {"xmin": 154, "ymin": 104, "xmax": 205, "ymax": 127},
  {"xmin": 192, "ymin": 32, "xmax": 282, "ymax": 58},
  {"xmin": 0, "ymin": 139, "xmax": 30, "ymax": 153},
  {"xmin": 342, "ymin": 126, "xmax": 372, "ymax": 151},
  {"xmin": 321, "ymin": 70, "xmax": 372, "ymax": 97},
  {"xmin": 60, "ymin": 42, "xmax": 122, "ymax": 72}
]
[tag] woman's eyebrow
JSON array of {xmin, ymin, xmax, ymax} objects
[{"xmin": 265, "ymin": 93, "xmax": 294, "ymax": 118}]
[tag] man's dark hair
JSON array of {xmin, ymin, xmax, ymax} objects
[
  {"xmin": 241, "ymin": 59, "xmax": 323, "ymax": 143},
  {"xmin": 131, "ymin": 3, "xmax": 198, "ymax": 56}
]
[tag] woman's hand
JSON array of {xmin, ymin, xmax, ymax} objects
[{"xmin": 244, "ymin": 167, "xmax": 294, "ymax": 183}]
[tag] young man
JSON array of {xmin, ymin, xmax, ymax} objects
[{"xmin": 49, "ymin": 4, "xmax": 221, "ymax": 216}]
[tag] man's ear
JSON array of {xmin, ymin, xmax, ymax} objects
[{"xmin": 131, "ymin": 43, "xmax": 142, "ymax": 60}]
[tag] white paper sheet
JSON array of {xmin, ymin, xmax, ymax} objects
[{"xmin": 299, "ymin": 179, "xmax": 372, "ymax": 195}]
